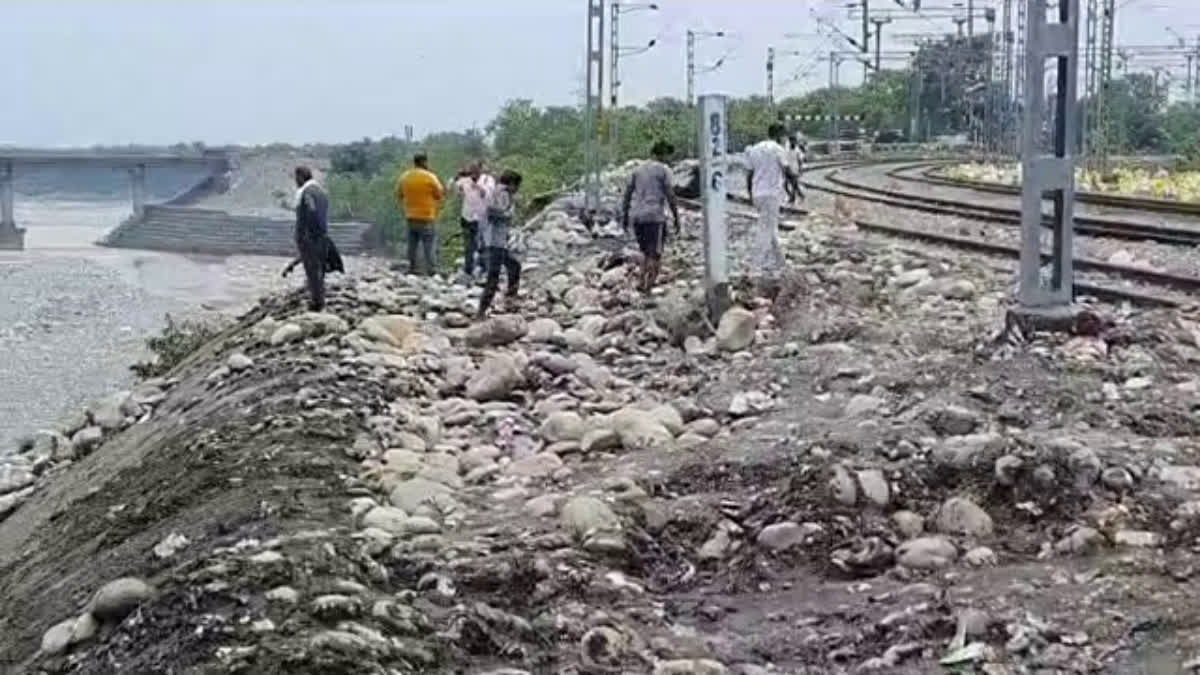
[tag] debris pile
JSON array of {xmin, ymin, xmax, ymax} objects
[{"xmin": 4, "ymin": 161, "xmax": 1200, "ymax": 673}]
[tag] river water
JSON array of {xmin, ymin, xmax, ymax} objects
[{"xmin": 0, "ymin": 198, "xmax": 303, "ymax": 453}]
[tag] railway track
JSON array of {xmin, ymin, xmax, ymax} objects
[
  {"xmin": 893, "ymin": 161, "xmax": 1200, "ymax": 218},
  {"xmin": 674, "ymin": 156, "xmax": 1200, "ymax": 308},
  {"xmin": 805, "ymin": 162, "xmax": 1200, "ymax": 247}
]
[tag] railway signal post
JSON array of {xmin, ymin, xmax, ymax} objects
[
  {"xmin": 1010, "ymin": 0, "xmax": 1084, "ymax": 333},
  {"xmin": 698, "ymin": 94, "xmax": 730, "ymax": 322}
]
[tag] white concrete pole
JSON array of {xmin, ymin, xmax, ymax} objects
[
  {"xmin": 0, "ymin": 162, "xmax": 13, "ymax": 228},
  {"xmin": 698, "ymin": 94, "xmax": 730, "ymax": 321},
  {"xmin": 130, "ymin": 164, "xmax": 147, "ymax": 219}
]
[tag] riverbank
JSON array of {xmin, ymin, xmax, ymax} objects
[{"xmin": 5, "ymin": 162, "xmax": 1200, "ymax": 672}]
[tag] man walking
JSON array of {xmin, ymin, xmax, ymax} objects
[
  {"xmin": 396, "ymin": 152, "xmax": 444, "ymax": 275},
  {"xmin": 744, "ymin": 123, "xmax": 797, "ymax": 280},
  {"xmin": 622, "ymin": 140, "xmax": 680, "ymax": 294},
  {"xmin": 450, "ymin": 161, "xmax": 493, "ymax": 281},
  {"xmin": 476, "ymin": 170, "xmax": 523, "ymax": 319},
  {"xmin": 291, "ymin": 166, "xmax": 337, "ymax": 311},
  {"xmin": 784, "ymin": 134, "xmax": 805, "ymax": 204}
]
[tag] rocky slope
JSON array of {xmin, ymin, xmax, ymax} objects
[{"xmin": 3, "ymin": 162, "xmax": 1200, "ymax": 673}]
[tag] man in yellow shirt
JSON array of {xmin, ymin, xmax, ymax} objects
[{"xmin": 395, "ymin": 152, "xmax": 445, "ymax": 275}]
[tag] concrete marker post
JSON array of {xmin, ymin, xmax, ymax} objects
[
  {"xmin": 0, "ymin": 161, "xmax": 24, "ymax": 250},
  {"xmin": 698, "ymin": 94, "xmax": 730, "ymax": 322}
]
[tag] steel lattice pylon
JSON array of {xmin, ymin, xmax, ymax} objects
[{"xmin": 1013, "ymin": 0, "xmax": 1027, "ymax": 155}]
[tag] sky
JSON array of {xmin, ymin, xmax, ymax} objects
[{"xmin": 0, "ymin": 0, "xmax": 1194, "ymax": 147}]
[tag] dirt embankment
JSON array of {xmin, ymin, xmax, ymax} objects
[{"xmin": 5, "ymin": 163, "xmax": 1200, "ymax": 673}]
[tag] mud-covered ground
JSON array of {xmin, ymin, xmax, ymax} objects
[{"xmin": 4, "ymin": 163, "xmax": 1200, "ymax": 673}]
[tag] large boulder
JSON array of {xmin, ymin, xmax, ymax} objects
[
  {"xmin": 358, "ymin": 315, "xmax": 440, "ymax": 354},
  {"xmin": 715, "ymin": 307, "xmax": 758, "ymax": 352},
  {"xmin": 605, "ymin": 407, "xmax": 674, "ymax": 451},
  {"xmin": 466, "ymin": 354, "xmax": 524, "ymax": 401},
  {"xmin": 466, "ymin": 315, "xmax": 527, "ymax": 348},
  {"xmin": 561, "ymin": 496, "xmax": 622, "ymax": 538},
  {"xmin": 540, "ymin": 411, "xmax": 587, "ymax": 443},
  {"xmin": 88, "ymin": 577, "xmax": 155, "ymax": 622}
]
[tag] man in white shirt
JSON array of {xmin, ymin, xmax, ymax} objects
[
  {"xmin": 450, "ymin": 161, "xmax": 495, "ymax": 280},
  {"xmin": 744, "ymin": 123, "xmax": 798, "ymax": 275}
]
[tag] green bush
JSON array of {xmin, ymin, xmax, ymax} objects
[{"xmin": 131, "ymin": 314, "xmax": 228, "ymax": 379}]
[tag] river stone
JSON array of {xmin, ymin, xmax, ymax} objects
[
  {"xmin": 756, "ymin": 521, "xmax": 807, "ymax": 552},
  {"xmin": 896, "ymin": 536, "xmax": 958, "ymax": 570},
  {"xmin": 829, "ymin": 465, "xmax": 858, "ymax": 506},
  {"xmin": 388, "ymin": 477, "xmax": 453, "ymax": 513},
  {"xmin": 606, "ymin": 407, "xmax": 673, "ymax": 450},
  {"xmin": 581, "ymin": 428, "xmax": 622, "ymax": 453},
  {"xmin": 270, "ymin": 323, "xmax": 303, "ymax": 345},
  {"xmin": 0, "ymin": 464, "xmax": 35, "ymax": 496},
  {"xmin": 466, "ymin": 315, "xmax": 527, "ymax": 347},
  {"xmin": 41, "ymin": 619, "xmax": 76, "ymax": 656},
  {"xmin": 70, "ymin": 426, "xmax": 102, "ymax": 455},
  {"xmin": 29, "ymin": 430, "xmax": 73, "ymax": 462},
  {"xmin": 526, "ymin": 318, "xmax": 563, "ymax": 342},
  {"xmin": 1160, "ymin": 465, "xmax": 1200, "ymax": 491},
  {"xmin": 466, "ymin": 354, "xmax": 524, "ymax": 401},
  {"xmin": 361, "ymin": 506, "xmax": 409, "ymax": 535},
  {"xmin": 715, "ymin": 306, "xmax": 758, "ymax": 352},
  {"xmin": 561, "ymin": 496, "xmax": 621, "ymax": 538},
  {"xmin": 577, "ymin": 314, "xmax": 607, "ymax": 339},
  {"xmin": 653, "ymin": 659, "xmax": 729, "ymax": 675},
  {"xmin": 928, "ymin": 404, "xmax": 980, "ymax": 436},
  {"xmin": 226, "ymin": 352, "xmax": 254, "ymax": 371},
  {"xmin": 892, "ymin": 510, "xmax": 925, "ymax": 538},
  {"xmin": 295, "ymin": 312, "xmax": 349, "ymax": 335},
  {"xmin": 935, "ymin": 497, "xmax": 994, "ymax": 538},
  {"xmin": 70, "ymin": 612, "xmax": 99, "ymax": 644},
  {"xmin": 540, "ymin": 411, "xmax": 586, "ymax": 443},
  {"xmin": 649, "ymin": 404, "xmax": 685, "ymax": 435},
  {"xmin": 0, "ymin": 487, "xmax": 34, "ymax": 519},
  {"xmin": 843, "ymin": 394, "xmax": 885, "ymax": 418},
  {"xmin": 1068, "ymin": 446, "xmax": 1102, "ymax": 489},
  {"xmin": 856, "ymin": 469, "xmax": 891, "ymax": 508},
  {"xmin": 89, "ymin": 391, "xmax": 131, "ymax": 430},
  {"xmin": 89, "ymin": 577, "xmax": 155, "ymax": 622},
  {"xmin": 505, "ymin": 452, "xmax": 564, "ymax": 478},
  {"xmin": 358, "ymin": 315, "xmax": 433, "ymax": 353},
  {"xmin": 685, "ymin": 418, "xmax": 720, "ymax": 437}
]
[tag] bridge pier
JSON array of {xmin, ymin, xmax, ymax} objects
[
  {"xmin": 129, "ymin": 164, "xmax": 146, "ymax": 219},
  {"xmin": 0, "ymin": 161, "xmax": 25, "ymax": 250}
]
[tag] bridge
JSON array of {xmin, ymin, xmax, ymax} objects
[{"xmin": 0, "ymin": 151, "xmax": 231, "ymax": 250}]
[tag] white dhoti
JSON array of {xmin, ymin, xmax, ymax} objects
[{"xmin": 751, "ymin": 193, "xmax": 784, "ymax": 273}]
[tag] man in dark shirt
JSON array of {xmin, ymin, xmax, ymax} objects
[
  {"xmin": 622, "ymin": 140, "xmax": 680, "ymax": 293},
  {"xmin": 290, "ymin": 165, "xmax": 336, "ymax": 311}
]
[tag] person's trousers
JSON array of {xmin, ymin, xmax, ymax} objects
[
  {"xmin": 478, "ymin": 246, "xmax": 521, "ymax": 313},
  {"xmin": 751, "ymin": 193, "xmax": 784, "ymax": 273},
  {"xmin": 461, "ymin": 218, "xmax": 480, "ymax": 275},
  {"xmin": 298, "ymin": 237, "xmax": 327, "ymax": 311},
  {"xmin": 407, "ymin": 222, "xmax": 436, "ymax": 275}
]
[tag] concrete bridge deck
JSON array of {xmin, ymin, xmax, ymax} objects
[{"xmin": 0, "ymin": 151, "xmax": 233, "ymax": 249}]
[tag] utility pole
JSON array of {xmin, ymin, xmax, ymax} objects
[
  {"xmin": 610, "ymin": 1, "xmax": 620, "ymax": 159},
  {"xmin": 583, "ymin": 0, "xmax": 604, "ymax": 219},
  {"xmin": 828, "ymin": 51, "xmax": 844, "ymax": 143},
  {"xmin": 967, "ymin": 0, "xmax": 974, "ymax": 37},
  {"xmin": 871, "ymin": 17, "xmax": 892, "ymax": 74},
  {"xmin": 861, "ymin": 0, "xmax": 871, "ymax": 81},
  {"xmin": 1013, "ymin": 0, "xmax": 1027, "ymax": 155},
  {"xmin": 686, "ymin": 30, "xmax": 696, "ymax": 106},
  {"xmin": 767, "ymin": 46, "xmax": 775, "ymax": 103}
]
